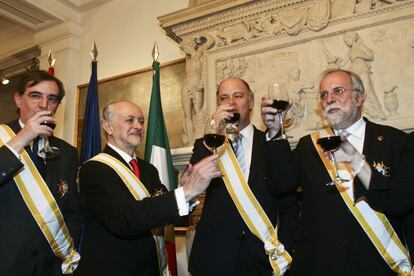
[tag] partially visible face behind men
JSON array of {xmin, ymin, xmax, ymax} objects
[
  {"xmin": 104, "ymin": 101, "xmax": 145, "ymax": 155},
  {"xmin": 217, "ymin": 77, "xmax": 254, "ymax": 130},
  {"xmin": 14, "ymin": 80, "xmax": 60, "ymax": 124},
  {"xmin": 319, "ymin": 71, "xmax": 364, "ymax": 130}
]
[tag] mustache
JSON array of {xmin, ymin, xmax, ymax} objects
[
  {"xmin": 324, "ymin": 105, "xmax": 342, "ymax": 114},
  {"xmin": 129, "ymin": 129, "xmax": 143, "ymax": 135}
]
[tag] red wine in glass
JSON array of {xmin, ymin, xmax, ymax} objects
[
  {"xmin": 317, "ymin": 136, "xmax": 342, "ymax": 152},
  {"xmin": 38, "ymin": 120, "xmax": 59, "ymax": 158},
  {"xmin": 317, "ymin": 136, "xmax": 345, "ymax": 186},
  {"xmin": 271, "ymin": 100, "xmax": 289, "ymax": 112},
  {"xmin": 204, "ymin": 134, "xmax": 225, "ymax": 149},
  {"xmin": 40, "ymin": 121, "xmax": 56, "ymax": 129},
  {"xmin": 225, "ymin": 113, "xmax": 240, "ymax": 124}
]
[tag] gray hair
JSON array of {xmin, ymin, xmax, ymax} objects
[
  {"xmin": 102, "ymin": 100, "xmax": 123, "ymax": 121},
  {"xmin": 320, "ymin": 68, "xmax": 365, "ymax": 99}
]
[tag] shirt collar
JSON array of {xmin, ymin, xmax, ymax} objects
[
  {"xmin": 334, "ymin": 117, "xmax": 365, "ymax": 138},
  {"xmin": 107, "ymin": 143, "xmax": 136, "ymax": 164},
  {"xmin": 18, "ymin": 119, "xmax": 24, "ymax": 128},
  {"xmin": 344, "ymin": 117, "xmax": 365, "ymax": 139},
  {"xmin": 239, "ymin": 123, "xmax": 254, "ymax": 141}
]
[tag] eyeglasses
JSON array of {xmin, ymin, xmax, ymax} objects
[
  {"xmin": 319, "ymin": 87, "xmax": 360, "ymax": 100},
  {"xmin": 24, "ymin": 91, "xmax": 60, "ymax": 105}
]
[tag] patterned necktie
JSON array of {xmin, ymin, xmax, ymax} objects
[
  {"xmin": 233, "ymin": 134, "xmax": 247, "ymax": 177},
  {"xmin": 129, "ymin": 159, "xmax": 141, "ymax": 180}
]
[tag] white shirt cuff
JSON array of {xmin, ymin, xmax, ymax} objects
[
  {"xmin": 5, "ymin": 144, "xmax": 21, "ymax": 159},
  {"xmin": 174, "ymin": 187, "xmax": 190, "ymax": 216}
]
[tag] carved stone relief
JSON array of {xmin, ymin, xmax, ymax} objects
[{"xmin": 161, "ymin": 0, "xmax": 414, "ymax": 146}]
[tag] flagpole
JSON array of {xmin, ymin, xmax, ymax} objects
[
  {"xmin": 47, "ymin": 49, "xmax": 55, "ymax": 76},
  {"xmin": 80, "ymin": 41, "xmax": 101, "ymax": 163}
]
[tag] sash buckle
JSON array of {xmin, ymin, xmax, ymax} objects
[{"xmin": 265, "ymin": 239, "xmax": 285, "ymax": 260}]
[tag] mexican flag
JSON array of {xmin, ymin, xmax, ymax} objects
[{"xmin": 144, "ymin": 60, "xmax": 177, "ymax": 276}]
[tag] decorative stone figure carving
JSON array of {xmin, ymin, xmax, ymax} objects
[
  {"xmin": 285, "ymin": 68, "xmax": 315, "ymax": 130},
  {"xmin": 383, "ymin": 86, "xmax": 399, "ymax": 116},
  {"xmin": 180, "ymin": 34, "xmax": 215, "ymax": 145},
  {"xmin": 307, "ymin": 0, "xmax": 331, "ymax": 31},
  {"xmin": 343, "ymin": 31, "xmax": 387, "ymax": 120},
  {"xmin": 321, "ymin": 40, "xmax": 346, "ymax": 69},
  {"xmin": 216, "ymin": 21, "xmax": 255, "ymax": 47}
]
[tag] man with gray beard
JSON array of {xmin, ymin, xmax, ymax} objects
[{"xmin": 261, "ymin": 69, "xmax": 412, "ymax": 275}]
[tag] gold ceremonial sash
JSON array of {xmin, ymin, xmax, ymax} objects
[
  {"xmin": 0, "ymin": 124, "xmax": 80, "ymax": 274},
  {"xmin": 217, "ymin": 140, "xmax": 292, "ymax": 275},
  {"xmin": 89, "ymin": 153, "xmax": 170, "ymax": 276},
  {"xmin": 311, "ymin": 128, "xmax": 412, "ymax": 275}
]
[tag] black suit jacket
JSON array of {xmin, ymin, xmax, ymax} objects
[
  {"xmin": 188, "ymin": 127, "xmax": 299, "ymax": 276},
  {"xmin": 366, "ymin": 131, "xmax": 414, "ymax": 259},
  {"xmin": 0, "ymin": 120, "xmax": 81, "ymax": 276},
  {"xmin": 266, "ymin": 119, "xmax": 408, "ymax": 276},
  {"xmin": 76, "ymin": 145, "xmax": 183, "ymax": 276}
]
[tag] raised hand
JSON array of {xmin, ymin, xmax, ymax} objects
[
  {"xmin": 181, "ymin": 155, "xmax": 222, "ymax": 201},
  {"xmin": 6, "ymin": 111, "xmax": 56, "ymax": 153}
]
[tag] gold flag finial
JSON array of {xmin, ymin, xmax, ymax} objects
[
  {"xmin": 90, "ymin": 41, "xmax": 98, "ymax": 61},
  {"xmin": 47, "ymin": 49, "xmax": 56, "ymax": 67},
  {"xmin": 152, "ymin": 42, "xmax": 159, "ymax": 62}
]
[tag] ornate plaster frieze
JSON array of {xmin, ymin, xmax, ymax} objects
[{"xmin": 160, "ymin": 0, "xmax": 414, "ymax": 146}]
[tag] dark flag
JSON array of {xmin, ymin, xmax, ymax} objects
[{"xmin": 80, "ymin": 60, "xmax": 101, "ymax": 163}]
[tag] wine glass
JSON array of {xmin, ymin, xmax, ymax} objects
[
  {"xmin": 38, "ymin": 120, "xmax": 59, "ymax": 159},
  {"xmin": 203, "ymin": 133, "xmax": 225, "ymax": 155},
  {"xmin": 224, "ymin": 112, "xmax": 240, "ymax": 142},
  {"xmin": 317, "ymin": 136, "xmax": 346, "ymax": 186},
  {"xmin": 268, "ymin": 82, "xmax": 291, "ymax": 140}
]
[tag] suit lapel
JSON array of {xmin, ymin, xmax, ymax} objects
[{"xmin": 362, "ymin": 120, "xmax": 380, "ymax": 161}]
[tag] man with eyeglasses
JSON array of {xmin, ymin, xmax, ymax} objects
[
  {"xmin": 0, "ymin": 70, "xmax": 81, "ymax": 275},
  {"xmin": 261, "ymin": 69, "xmax": 412, "ymax": 275}
]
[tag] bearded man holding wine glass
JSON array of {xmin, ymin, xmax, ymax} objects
[
  {"xmin": 188, "ymin": 77, "xmax": 299, "ymax": 276},
  {"xmin": 0, "ymin": 70, "xmax": 81, "ymax": 275},
  {"xmin": 262, "ymin": 69, "xmax": 412, "ymax": 275}
]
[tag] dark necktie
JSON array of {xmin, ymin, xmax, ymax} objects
[
  {"xmin": 31, "ymin": 137, "xmax": 46, "ymax": 177},
  {"xmin": 129, "ymin": 159, "xmax": 141, "ymax": 180}
]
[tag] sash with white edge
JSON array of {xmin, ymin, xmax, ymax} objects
[
  {"xmin": 0, "ymin": 124, "xmax": 80, "ymax": 274},
  {"xmin": 217, "ymin": 140, "xmax": 292, "ymax": 275},
  {"xmin": 89, "ymin": 153, "xmax": 170, "ymax": 276},
  {"xmin": 311, "ymin": 128, "xmax": 412, "ymax": 275}
]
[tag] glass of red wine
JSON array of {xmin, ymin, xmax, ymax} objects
[
  {"xmin": 268, "ymin": 83, "xmax": 291, "ymax": 140},
  {"xmin": 204, "ymin": 133, "xmax": 225, "ymax": 155},
  {"xmin": 38, "ymin": 120, "xmax": 59, "ymax": 159},
  {"xmin": 317, "ymin": 136, "xmax": 345, "ymax": 186},
  {"xmin": 224, "ymin": 112, "xmax": 240, "ymax": 142}
]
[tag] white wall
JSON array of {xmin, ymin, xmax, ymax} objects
[
  {"xmin": 2, "ymin": 0, "xmax": 188, "ymax": 144},
  {"xmin": 78, "ymin": 0, "xmax": 188, "ymax": 83}
]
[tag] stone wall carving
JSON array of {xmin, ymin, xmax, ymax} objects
[{"xmin": 160, "ymin": 0, "xmax": 414, "ymax": 146}]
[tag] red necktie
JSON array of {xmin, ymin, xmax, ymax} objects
[{"xmin": 129, "ymin": 159, "xmax": 141, "ymax": 180}]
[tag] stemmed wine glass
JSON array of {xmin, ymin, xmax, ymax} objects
[
  {"xmin": 38, "ymin": 120, "xmax": 60, "ymax": 159},
  {"xmin": 224, "ymin": 112, "xmax": 240, "ymax": 142},
  {"xmin": 204, "ymin": 133, "xmax": 225, "ymax": 155},
  {"xmin": 268, "ymin": 83, "xmax": 291, "ymax": 140},
  {"xmin": 317, "ymin": 136, "xmax": 346, "ymax": 186}
]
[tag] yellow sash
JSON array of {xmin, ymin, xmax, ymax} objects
[
  {"xmin": 217, "ymin": 140, "xmax": 292, "ymax": 275},
  {"xmin": 0, "ymin": 124, "xmax": 80, "ymax": 274},
  {"xmin": 311, "ymin": 128, "xmax": 412, "ymax": 275},
  {"xmin": 89, "ymin": 153, "xmax": 170, "ymax": 276}
]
